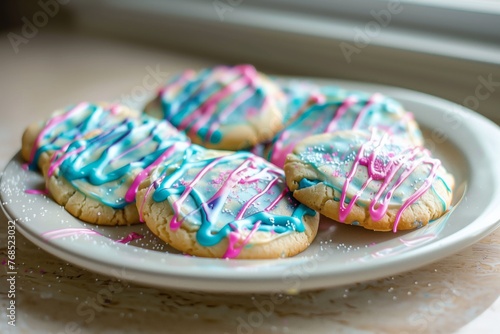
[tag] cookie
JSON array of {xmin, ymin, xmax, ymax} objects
[
  {"xmin": 267, "ymin": 91, "xmax": 423, "ymax": 168},
  {"xmin": 33, "ymin": 105, "xmax": 189, "ymax": 225},
  {"xmin": 284, "ymin": 130, "xmax": 454, "ymax": 232},
  {"xmin": 22, "ymin": 102, "xmax": 141, "ymax": 170},
  {"xmin": 144, "ymin": 64, "xmax": 286, "ymax": 150},
  {"xmin": 136, "ymin": 146, "xmax": 319, "ymax": 258}
]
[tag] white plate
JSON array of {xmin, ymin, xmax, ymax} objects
[{"xmin": 2, "ymin": 79, "xmax": 500, "ymax": 293}]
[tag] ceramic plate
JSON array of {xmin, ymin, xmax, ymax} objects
[{"xmin": 2, "ymin": 78, "xmax": 499, "ymax": 293}]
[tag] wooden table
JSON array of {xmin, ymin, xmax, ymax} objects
[{"xmin": 1, "ymin": 31, "xmax": 498, "ymax": 334}]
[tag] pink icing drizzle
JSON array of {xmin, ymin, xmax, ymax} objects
[
  {"xmin": 195, "ymin": 159, "xmax": 258, "ymax": 223},
  {"xmin": 124, "ymin": 143, "xmax": 184, "ymax": 203},
  {"xmin": 264, "ymin": 188, "xmax": 288, "ymax": 212},
  {"xmin": 36, "ymin": 106, "xmax": 186, "ymax": 208},
  {"xmin": 325, "ymin": 95, "xmax": 358, "ymax": 133},
  {"xmin": 169, "ymin": 155, "xmax": 266, "ymax": 229},
  {"xmin": 223, "ymin": 220, "xmax": 261, "ymax": 259},
  {"xmin": 351, "ymin": 93, "xmax": 382, "ymax": 129},
  {"xmin": 139, "ymin": 152, "xmax": 290, "ymax": 258},
  {"xmin": 47, "ymin": 145, "xmax": 85, "ymax": 178},
  {"xmin": 338, "ymin": 132, "xmax": 441, "ymax": 232},
  {"xmin": 29, "ymin": 102, "xmax": 89, "ymax": 163},
  {"xmin": 138, "ymin": 178, "xmax": 162, "ymax": 223},
  {"xmin": 234, "ymin": 168, "xmax": 281, "ymax": 220},
  {"xmin": 269, "ymin": 131, "xmax": 292, "ymax": 168},
  {"xmin": 204, "ymin": 88, "xmax": 255, "ymax": 141},
  {"xmin": 25, "ymin": 189, "xmax": 49, "ymax": 196},
  {"xmin": 270, "ymin": 109, "xmax": 326, "ymax": 168},
  {"xmin": 169, "ymin": 156, "xmax": 227, "ymax": 230},
  {"xmin": 109, "ymin": 104, "xmax": 123, "ymax": 115},
  {"xmin": 115, "ymin": 232, "xmax": 144, "ymax": 244},
  {"xmin": 180, "ymin": 76, "xmax": 251, "ymax": 133},
  {"xmin": 172, "ymin": 65, "xmax": 259, "ymax": 142},
  {"xmin": 271, "ymin": 93, "xmax": 387, "ymax": 168},
  {"xmin": 159, "ymin": 70, "xmax": 196, "ymax": 96}
]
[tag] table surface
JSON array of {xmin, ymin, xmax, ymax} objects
[{"xmin": 0, "ymin": 31, "xmax": 499, "ymax": 334}]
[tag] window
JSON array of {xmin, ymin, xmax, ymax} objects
[{"xmin": 69, "ymin": 0, "xmax": 500, "ymax": 122}]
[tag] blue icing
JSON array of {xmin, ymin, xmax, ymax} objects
[
  {"xmin": 298, "ymin": 178, "xmax": 320, "ymax": 189},
  {"xmin": 157, "ymin": 65, "xmax": 278, "ymax": 147},
  {"xmin": 49, "ymin": 115, "xmax": 188, "ymax": 209},
  {"xmin": 150, "ymin": 148, "xmax": 315, "ymax": 247},
  {"xmin": 267, "ymin": 90, "xmax": 422, "ymax": 167},
  {"xmin": 294, "ymin": 131, "xmax": 448, "ymax": 216},
  {"xmin": 30, "ymin": 103, "xmax": 104, "ymax": 170}
]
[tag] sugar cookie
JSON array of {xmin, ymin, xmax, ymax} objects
[
  {"xmin": 267, "ymin": 92, "xmax": 423, "ymax": 167},
  {"xmin": 24, "ymin": 103, "xmax": 189, "ymax": 225},
  {"xmin": 137, "ymin": 146, "xmax": 319, "ymax": 258},
  {"xmin": 284, "ymin": 130, "xmax": 454, "ymax": 232},
  {"xmin": 22, "ymin": 102, "xmax": 141, "ymax": 170},
  {"xmin": 144, "ymin": 64, "xmax": 286, "ymax": 150}
]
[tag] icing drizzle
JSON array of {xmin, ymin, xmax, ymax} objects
[
  {"xmin": 28, "ymin": 102, "xmax": 314, "ymax": 257},
  {"xmin": 339, "ymin": 131, "xmax": 442, "ymax": 231},
  {"xmin": 296, "ymin": 131, "xmax": 451, "ymax": 231},
  {"xmin": 28, "ymin": 103, "xmax": 135, "ymax": 170},
  {"xmin": 156, "ymin": 64, "xmax": 284, "ymax": 146},
  {"xmin": 268, "ymin": 92, "xmax": 422, "ymax": 168},
  {"xmin": 141, "ymin": 147, "xmax": 315, "ymax": 258},
  {"xmin": 32, "ymin": 103, "xmax": 189, "ymax": 209}
]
